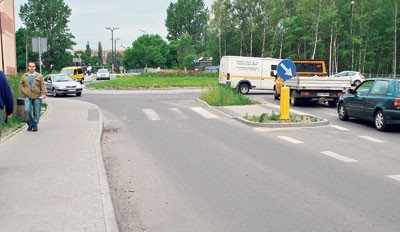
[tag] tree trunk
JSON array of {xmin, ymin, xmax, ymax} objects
[
  {"xmin": 394, "ymin": 0, "xmax": 398, "ymax": 77},
  {"xmin": 311, "ymin": 0, "xmax": 323, "ymax": 60}
]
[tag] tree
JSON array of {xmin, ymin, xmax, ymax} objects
[
  {"xmin": 15, "ymin": 28, "xmax": 37, "ymax": 72},
  {"xmin": 19, "ymin": 0, "xmax": 76, "ymax": 70},
  {"xmin": 97, "ymin": 42, "xmax": 103, "ymax": 66},
  {"xmin": 166, "ymin": 0, "xmax": 208, "ymax": 53},
  {"xmin": 122, "ymin": 34, "xmax": 170, "ymax": 69}
]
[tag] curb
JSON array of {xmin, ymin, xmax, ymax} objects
[
  {"xmin": 198, "ymin": 98, "xmax": 330, "ymax": 128},
  {"xmin": 93, "ymin": 103, "xmax": 119, "ymax": 232}
]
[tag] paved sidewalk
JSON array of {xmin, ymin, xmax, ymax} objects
[{"xmin": 0, "ymin": 98, "xmax": 118, "ymax": 232}]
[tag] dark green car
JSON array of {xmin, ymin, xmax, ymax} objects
[{"xmin": 337, "ymin": 78, "xmax": 400, "ymax": 131}]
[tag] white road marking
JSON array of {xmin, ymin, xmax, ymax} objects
[
  {"xmin": 359, "ymin": 136, "xmax": 384, "ymax": 143},
  {"xmin": 169, "ymin": 108, "xmax": 189, "ymax": 120},
  {"xmin": 191, "ymin": 107, "xmax": 219, "ymax": 119},
  {"xmin": 387, "ymin": 175, "xmax": 400, "ymax": 182},
  {"xmin": 321, "ymin": 151, "xmax": 358, "ymax": 163},
  {"xmin": 142, "ymin": 109, "xmax": 161, "ymax": 121},
  {"xmin": 330, "ymin": 125, "xmax": 350, "ymax": 131},
  {"xmin": 278, "ymin": 136, "xmax": 304, "ymax": 144}
]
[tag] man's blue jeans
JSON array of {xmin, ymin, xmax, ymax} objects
[{"xmin": 25, "ymin": 97, "xmax": 42, "ymax": 128}]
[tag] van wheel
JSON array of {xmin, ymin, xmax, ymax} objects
[
  {"xmin": 238, "ymin": 83, "xmax": 250, "ymax": 94},
  {"xmin": 80, "ymin": 79, "xmax": 84, "ymax": 84},
  {"xmin": 353, "ymin": 80, "xmax": 361, "ymax": 86},
  {"xmin": 375, "ymin": 110, "xmax": 387, "ymax": 131}
]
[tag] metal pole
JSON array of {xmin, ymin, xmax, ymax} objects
[
  {"xmin": 39, "ymin": 37, "xmax": 42, "ymax": 74},
  {"xmin": 348, "ymin": 1, "xmax": 355, "ymax": 70},
  {"xmin": 105, "ymin": 27, "xmax": 119, "ymax": 73}
]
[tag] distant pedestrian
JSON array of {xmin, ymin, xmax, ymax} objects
[
  {"xmin": 0, "ymin": 70, "xmax": 14, "ymax": 140},
  {"xmin": 20, "ymin": 62, "xmax": 47, "ymax": 132}
]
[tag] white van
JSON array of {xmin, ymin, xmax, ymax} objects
[{"xmin": 218, "ymin": 56, "xmax": 281, "ymax": 94}]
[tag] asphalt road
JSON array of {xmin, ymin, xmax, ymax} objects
[{"xmin": 79, "ymin": 89, "xmax": 400, "ymax": 232}]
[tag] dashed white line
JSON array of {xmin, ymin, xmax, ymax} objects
[
  {"xmin": 278, "ymin": 136, "xmax": 304, "ymax": 144},
  {"xmin": 142, "ymin": 109, "xmax": 161, "ymax": 121},
  {"xmin": 169, "ymin": 108, "xmax": 189, "ymax": 120},
  {"xmin": 321, "ymin": 151, "xmax": 358, "ymax": 163},
  {"xmin": 191, "ymin": 107, "xmax": 219, "ymax": 119},
  {"xmin": 330, "ymin": 125, "xmax": 350, "ymax": 131},
  {"xmin": 386, "ymin": 175, "xmax": 400, "ymax": 182},
  {"xmin": 359, "ymin": 136, "xmax": 384, "ymax": 143}
]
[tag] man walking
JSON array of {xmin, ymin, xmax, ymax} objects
[
  {"xmin": 0, "ymin": 70, "xmax": 14, "ymax": 140},
  {"xmin": 20, "ymin": 62, "xmax": 47, "ymax": 132}
]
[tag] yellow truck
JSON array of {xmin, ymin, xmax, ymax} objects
[{"xmin": 275, "ymin": 60, "xmax": 352, "ymax": 107}]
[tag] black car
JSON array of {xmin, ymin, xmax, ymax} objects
[{"xmin": 337, "ymin": 78, "xmax": 400, "ymax": 131}]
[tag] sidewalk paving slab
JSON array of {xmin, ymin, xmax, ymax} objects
[{"xmin": 0, "ymin": 98, "xmax": 118, "ymax": 232}]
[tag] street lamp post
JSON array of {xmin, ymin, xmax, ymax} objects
[
  {"xmin": 348, "ymin": 0, "xmax": 355, "ymax": 70},
  {"xmin": 114, "ymin": 38, "xmax": 120, "ymax": 69},
  {"xmin": 140, "ymin": 30, "xmax": 148, "ymax": 72},
  {"xmin": 105, "ymin": 26, "xmax": 119, "ymax": 72}
]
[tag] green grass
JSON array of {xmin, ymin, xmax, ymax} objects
[
  {"xmin": 243, "ymin": 112, "xmax": 321, "ymax": 123},
  {"xmin": 200, "ymin": 84, "xmax": 258, "ymax": 106},
  {"xmin": 86, "ymin": 72, "xmax": 218, "ymax": 89}
]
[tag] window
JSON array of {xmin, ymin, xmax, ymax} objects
[
  {"xmin": 370, "ymin": 80, "xmax": 389, "ymax": 95},
  {"xmin": 356, "ymin": 80, "xmax": 374, "ymax": 95}
]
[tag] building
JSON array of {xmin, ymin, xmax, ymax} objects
[{"xmin": 0, "ymin": 0, "xmax": 17, "ymax": 74}]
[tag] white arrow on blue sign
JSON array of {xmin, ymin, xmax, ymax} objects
[{"xmin": 277, "ymin": 59, "xmax": 296, "ymax": 80}]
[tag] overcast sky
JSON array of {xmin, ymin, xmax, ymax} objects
[{"xmin": 15, "ymin": 0, "xmax": 215, "ymax": 50}]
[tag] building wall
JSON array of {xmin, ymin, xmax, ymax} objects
[{"xmin": 0, "ymin": 0, "xmax": 17, "ymax": 74}]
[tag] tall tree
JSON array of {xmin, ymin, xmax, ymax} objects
[
  {"xmin": 19, "ymin": 0, "xmax": 76, "ymax": 70},
  {"xmin": 97, "ymin": 42, "xmax": 103, "ymax": 66},
  {"xmin": 166, "ymin": 0, "xmax": 208, "ymax": 53}
]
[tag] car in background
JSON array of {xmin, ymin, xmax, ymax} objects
[
  {"xmin": 60, "ymin": 66, "xmax": 85, "ymax": 84},
  {"xmin": 44, "ymin": 74, "xmax": 83, "ymax": 97},
  {"xmin": 333, "ymin": 71, "xmax": 365, "ymax": 86},
  {"xmin": 337, "ymin": 78, "xmax": 400, "ymax": 131},
  {"xmin": 204, "ymin": 66, "xmax": 220, "ymax": 73},
  {"xmin": 96, "ymin": 69, "xmax": 110, "ymax": 80}
]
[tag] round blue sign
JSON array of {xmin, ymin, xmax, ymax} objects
[{"xmin": 277, "ymin": 59, "xmax": 296, "ymax": 80}]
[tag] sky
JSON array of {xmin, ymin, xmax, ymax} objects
[{"xmin": 14, "ymin": 0, "xmax": 215, "ymax": 51}]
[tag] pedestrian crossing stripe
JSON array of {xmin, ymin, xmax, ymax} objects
[{"xmin": 142, "ymin": 107, "xmax": 220, "ymax": 121}]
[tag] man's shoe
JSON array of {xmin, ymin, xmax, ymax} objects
[
  {"xmin": 27, "ymin": 126, "xmax": 33, "ymax": 131},
  {"xmin": 32, "ymin": 127, "xmax": 38, "ymax": 132}
]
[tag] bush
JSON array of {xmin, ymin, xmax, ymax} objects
[{"xmin": 200, "ymin": 84, "xmax": 256, "ymax": 106}]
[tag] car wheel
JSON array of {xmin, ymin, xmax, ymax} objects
[
  {"xmin": 375, "ymin": 110, "xmax": 387, "ymax": 131},
  {"xmin": 52, "ymin": 88, "xmax": 58, "ymax": 97},
  {"xmin": 338, "ymin": 102, "xmax": 349, "ymax": 121},
  {"xmin": 76, "ymin": 92, "xmax": 82, "ymax": 97},
  {"xmin": 238, "ymin": 83, "xmax": 250, "ymax": 94},
  {"xmin": 353, "ymin": 80, "xmax": 361, "ymax": 86}
]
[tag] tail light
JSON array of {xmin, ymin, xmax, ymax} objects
[
  {"xmin": 338, "ymin": 92, "xmax": 343, "ymax": 96},
  {"xmin": 360, "ymin": 75, "xmax": 365, "ymax": 80},
  {"xmin": 394, "ymin": 98, "xmax": 400, "ymax": 107},
  {"xmin": 301, "ymin": 91, "xmax": 310, "ymax": 96},
  {"xmin": 227, "ymin": 73, "xmax": 230, "ymax": 81}
]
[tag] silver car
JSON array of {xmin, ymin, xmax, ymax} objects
[
  {"xmin": 333, "ymin": 71, "xmax": 365, "ymax": 86},
  {"xmin": 96, "ymin": 68, "xmax": 110, "ymax": 80},
  {"xmin": 44, "ymin": 74, "xmax": 83, "ymax": 97}
]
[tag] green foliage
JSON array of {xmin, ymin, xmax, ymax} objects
[
  {"xmin": 86, "ymin": 72, "xmax": 218, "ymax": 89},
  {"xmin": 200, "ymin": 85, "xmax": 255, "ymax": 106},
  {"xmin": 122, "ymin": 34, "xmax": 170, "ymax": 69},
  {"xmin": 19, "ymin": 0, "xmax": 76, "ymax": 71}
]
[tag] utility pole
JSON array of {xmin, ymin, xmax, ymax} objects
[{"xmin": 105, "ymin": 27, "xmax": 119, "ymax": 72}]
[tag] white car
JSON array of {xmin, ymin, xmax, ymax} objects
[
  {"xmin": 96, "ymin": 69, "xmax": 110, "ymax": 80},
  {"xmin": 44, "ymin": 74, "xmax": 83, "ymax": 97},
  {"xmin": 333, "ymin": 71, "xmax": 365, "ymax": 86}
]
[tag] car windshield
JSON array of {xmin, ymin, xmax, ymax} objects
[
  {"xmin": 98, "ymin": 69, "xmax": 108, "ymax": 73},
  {"xmin": 54, "ymin": 75, "xmax": 73, "ymax": 82},
  {"xmin": 60, "ymin": 69, "xmax": 73, "ymax": 75}
]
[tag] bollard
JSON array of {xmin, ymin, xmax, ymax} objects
[
  {"xmin": 280, "ymin": 86, "xmax": 290, "ymax": 120},
  {"xmin": 16, "ymin": 98, "xmax": 27, "ymax": 122}
]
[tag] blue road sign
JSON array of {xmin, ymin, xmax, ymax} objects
[{"xmin": 277, "ymin": 59, "xmax": 296, "ymax": 80}]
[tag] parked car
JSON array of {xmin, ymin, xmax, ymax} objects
[
  {"xmin": 337, "ymin": 78, "xmax": 400, "ymax": 131},
  {"xmin": 96, "ymin": 69, "xmax": 110, "ymax": 80},
  {"xmin": 60, "ymin": 66, "xmax": 85, "ymax": 84},
  {"xmin": 44, "ymin": 74, "xmax": 83, "ymax": 97},
  {"xmin": 333, "ymin": 71, "xmax": 365, "ymax": 86}
]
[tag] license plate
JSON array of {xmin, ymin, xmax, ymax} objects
[
  {"xmin": 68, "ymin": 89, "xmax": 75, "ymax": 92},
  {"xmin": 317, "ymin": 93, "xmax": 329, "ymax": 96}
]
